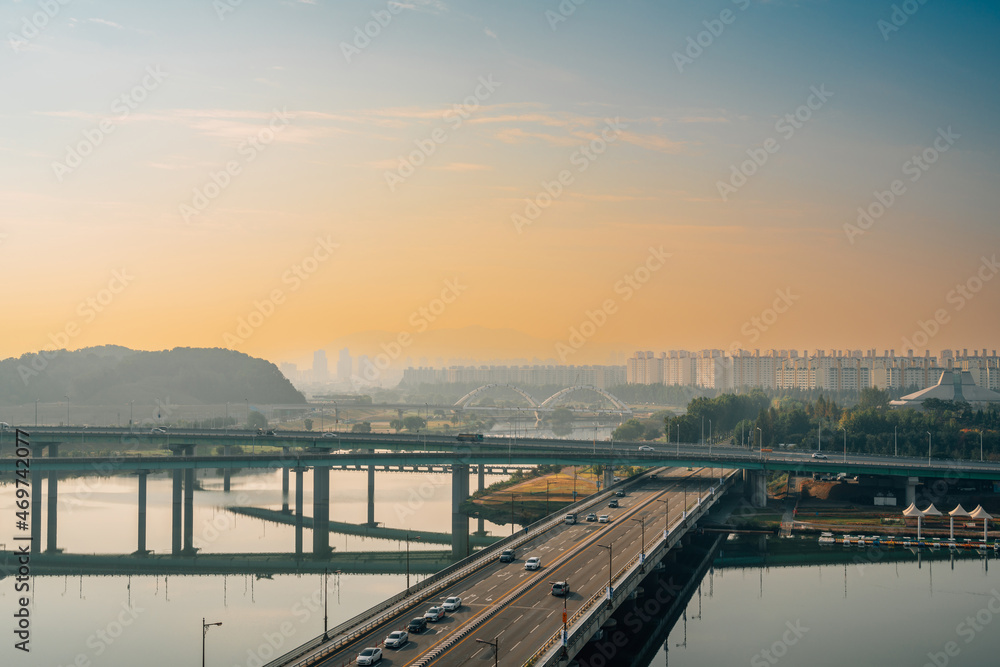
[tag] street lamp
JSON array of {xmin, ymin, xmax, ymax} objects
[
  {"xmin": 245, "ymin": 398, "xmax": 249, "ymax": 428},
  {"xmin": 597, "ymin": 543, "xmax": 613, "ymax": 608},
  {"xmin": 756, "ymin": 427, "xmax": 762, "ymax": 455},
  {"xmin": 546, "ymin": 480, "xmax": 552, "ymax": 516},
  {"xmin": 927, "ymin": 431, "xmax": 932, "ymax": 465},
  {"xmin": 632, "ymin": 517, "xmax": 646, "ymax": 567},
  {"xmin": 548, "ymin": 580, "xmax": 569, "ymax": 655},
  {"xmin": 202, "ymin": 618, "xmax": 222, "ymax": 667},
  {"xmin": 657, "ymin": 498, "xmax": 670, "ymax": 539},
  {"xmin": 894, "ymin": 425, "xmax": 897, "ymax": 457},
  {"xmin": 841, "ymin": 426, "xmax": 847, "ymax": 464},
  {"xmin": 129, "ymin": 400, "xmax": 134, "ymax": 432},
  {"xmin": 64, "ymin": 395, "xmax": 69, "ymax": 426},
  {"xmin": 708, "ymin": 419, "xmax": 712, "ymax": 454},
  {"xmin": 405, "ymin": 533, "xmax": 421, "ymax": 590},
  {"xmin": 34, "ymin": 398, "xmax": 38, "ymax": 428},
  {"xmin": 475, "ymin": 636, "xmax": 499, "ymax": 667},
  {"xmin": 980, "ymin": 430, "xmax": 984, "ymax": 463}
]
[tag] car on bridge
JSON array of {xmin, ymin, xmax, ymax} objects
[
  {"xmin": 499, "ymin": 549, "xmax": 516, "ymax": 563},
  {"xmin": 524, "ymin": 556, "xmax": 541, "ymax": 571},
  {"xmin": 442, "ymin": 596, "xmax": 462, "ymax": 611},
  {"xmin": 608, "ymin": 499, "xmax": 619, "ymax": 508},
  {"xmin": 424, "ymin": 606, "xmax": 446, "ymax": 622},
  {"xmin": 407, "ymin": 617, "xmax": 428, "ymax": 634},
  {"xmin": 586, "ymin": 513, "xmax": 598, "ymax": 522},
  {"xmin": 150, "ymin": 427, "xmax": 166, "ymax": 434},
  {"xmin": 356, "ymin": 647, "xmax": 382, "ymax": 665},
  {"xmin": 384, "ymin": 630, "xmax": 408, "ymax": 648},
  {"xmin": 598, "ymin": 515, "xmax": 610, "ymax": 523},
  {"xmin": 812, "ymin": 452, "xmax": 828, "ymax": 460},
  {"xmin": 638, "ymin": 445, "xmax": 654, "ymax": 452},
  {"xmin": 322, "ymin": 432, "xmax": 337, "ymax": 438},
  {"xmin": 551, "ymin": 581, "xmax": 570, "ymax": 597}
]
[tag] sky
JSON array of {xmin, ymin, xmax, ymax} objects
[{"xmin": 2, "ymin": 0, "xmax": 998, "ymax": 369}]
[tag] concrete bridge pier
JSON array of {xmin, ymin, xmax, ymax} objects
[
  {"xmin": 313, "ymin": 465, "xmax": 331, "ymax": 556},
  {"xmin": 451, "ymin": 464, "xmax": 470, "ymax": 559},
  {"xmin": 603, "ymin": 466, "xmax": 614, "ymax": 489},
  {"xmin": 171, "ymin": 450, "xmax": 183, "ymax": 555},
  {"xmin": 281, "ymin": 448, "xmax": 290, "ymax": 514},
  {"xmin": 367, "ymin": 466, "xmax": 376, "ymax": 527},
  {"xmin": 905, "ymin": 477, "xmax": 919, "ymax": 506},
  {"xmin": 135, "ymin": 471, "xmax": 150, "ymax": 555},
  {"xmin": 293, "ymin": 466, "xmax": 306, "ymax": 557},
  {"xmin": 476, "ymin": 464, "xmax": 486, "ymax": 535},
  {"xmin": 183, "ymin": 446, "xmax": 196, "ymax": 555},
  {"xmin": 31, "ymin": 458, "xmax": 42, "ymax": 554},
  {"xmin": 45, "ymin": 443, "xmax": 60, "ymax": 553},
  {"xmin": 223, "ymin": 445, "xmax": 231, "ymax": 493},
  {"xmin": 745, "ymin": 469, "xmax": 767, "ymax": 508}
]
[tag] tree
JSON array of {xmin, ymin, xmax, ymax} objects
[
  {"xmin": 303, "ymin": 418, "xmax": 313, "ymax": 431},
  {"xmin": 613, "ymin": 418, "xmax": 645, "ymax": 441},
  {"xmin": 549, "ymin": 407, "xmax": 575, "ymax": 436},
  {"xmin": 351, "ymin": 421, "xmax": 372, "ymax": 433},
  {"xmin": 248, "ymin": 411, "xmax": 267, "ymax": 429},
  {"xmin": 402, "ymin": 415, "xmax": 427, "ymax": 431}
]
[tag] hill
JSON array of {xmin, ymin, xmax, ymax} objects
[{"xmin": 0, "ymin": 346, "xmax": 305, "ymax": 405}]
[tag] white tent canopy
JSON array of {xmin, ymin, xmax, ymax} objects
[
  {"xmin": 922, "ymin": 504, "xmax": 943, "ymax": 516},
  {"xmin": 902, "ymin": 503, "xmax": 925, "ymax": 517},
  {"xmin": 949, "ymin": 505, "xmax": 971, "ymax": 517},
  {"xmin": 969, "ymin": 506, "xmax": 993, "ymax": 520}
]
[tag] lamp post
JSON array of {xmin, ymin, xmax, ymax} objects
[
  {"xmin": 657, "ymin": 498, "xmax": 670, "ymax": 539},
  {"xmin": 64, "ymin": 395, "xmax": 69, "ymax": 426},
  {"xmin": 202, "ymin": 618, "xmax": 222, "ymax": 667},
  {"xmin": 546, "ymin": 480, "xmax": 552, "ymax": 516},
  {"xmin": 129, "ymin": 400, "xmax": 133, "ymax": 432},
  {"xmin": 841, "ymin": 427, "xmax": 847, "ymax": 464},
  {"xmin": 225, "ymin": 402, "xmax": 229, "ymax": 433},
  {"xmin": 676, "ymin": 422, "xmax": 680, "ymax": 456},
  {"xmin": 322, "ymin": 568, "xmax": 329, "ymax": 637},
  {"xmin": 980, "ymin": 430, "xmax": 984, "ymax": 463},
  {"xmin": 475, "ymin": 636, "xmax": 499, "ymax": 667},
  {"xmin": 708, "ymin": 419, "xmax": 712, "ymax": 454},
  {"xmin": 632, "ymin": 516, "xmax": 646, "ymax": 567},
  {"xmin": 405, "ymin": 533, "xmax": 421, "ymax": 590},
  {"xmin": 548, "ymin": 580, "xmax": 569, "ymax": 655},
  {"xmin": 597, "ymin": 543, "xmax": 613, "ymax": 608},
  {"xmin": 894, "ymin": 425, "xmax": 897, "ymax": 457},
  {"xmin": 245, "ymin": 398, "xmax": 249, "ymax": 428},
  {"xmin": 34, "ymin": 399, "xmax": 38, "ymax": 428},
  {"xmin": 756, "ymin": 427, "xmax": 762, "ymax": 455},
  {"xmin": 927, "ymin": 431, "xmax": 932, "ymax": 465}
]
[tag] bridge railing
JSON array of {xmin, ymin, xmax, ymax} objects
[
  {"xmin": 263, "ymin": 474, "xmax": 647, "ymax": 667},
  {"xmin": 522, "ymin": 473, "xmax": 738, "ymax": 667}
]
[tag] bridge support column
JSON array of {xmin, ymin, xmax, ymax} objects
[
  {"xmin": 451, "ymin": 464, "xmax": 470, "ymax": 559},
  {"xmin": 476, "ymin": 465, "xmax": 486, "ymax": 535},
  {"xmin": 31, "ymin": 459, "xmax": 42, "ymax": 555},
  {"xmin": 183, "ymin": 445, "xmax": 196, "ymax": 555},
  {"xmin": 46, "ymin": 443, "xmax": 60, "ymax": 553},
  {"xmin": 223, "ymin": 445, "xmax": 231, "ymax": 493},
  {"xmin": 171, "ymin": 452, "xmax": 183, "ymax": 555},
  {"xmin": 281, "ymin": 448, "xmax": 290, "ymax": 514},
  {"xmin": 746, "ymin": 470, "xmax": 766, "ymax": 508},
  {"xmin": 905, "ymin": 477, "xmax": 919, "ymax": 506},
  {"xmin": 603, "ymin": 466, "xmax": 614, "ymax": 489},
  {"xmin": 313, "ymin": 465, "xmax": 331, "ymax": 556},
  {"xmin": 367, "ymin": 466, "xmax": 376, "ymax": 527},
  {"xmin": 136, "ymin": 471, "xmax": 149, "ymax": 556},
  {"xmin": 293, "ymin": 467, "xmax": 305, "ymax": 557}
]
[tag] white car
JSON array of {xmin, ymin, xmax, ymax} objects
[
  {"xmin": 442, "ymin": 596, "xmax": 462, "ymax": 611},
  {"xmin": 150, "ymin": 427, "xmax": 166, "ymax": 434},
  {"xmin": 384, "ymin": 631, "xmax": 408, "ymax": 648},
  {"xmin": 524, "ymin": 557, "xmax": 541, "ymax": 571},
  {"xmin": 638, "ymin": 445, "xmax": 654, "ymax": 452},
  {"xmin": 356, "ymin": 648, "xmax": 382, "ymax": 665},
  {"xmin": 424, "ymin": 606, "xmax": 446, "ymax": 622},
  {"xmin": 322, "ymin": 432, "xmax": 337, "ymax": 438},
  {"xmin": 811, "ymin": 452, "xmax": 828, "ymax": 460},
  {"xmin": 598, "ymin": 515, "xmax": 610, "ymax": 523}
]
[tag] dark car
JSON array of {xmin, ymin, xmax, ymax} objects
[
  {"xmin": 407, "ymin": 617, "xmax": 428, "ymax": 634},
  {"xmin": 615, "ymin": 490, "xmax": 626, "ymax": 497},
  {"xmin": 499, "ymin": 549, "xmax": 515, "ymax": 563},
  {"xmin": 608, "ymin": 499, "xmax": 619, "ymax": 508}
]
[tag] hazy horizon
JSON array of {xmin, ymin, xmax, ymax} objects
[{"xmin": 3, "ymin": 1, "xmax": 998, "ymax": 369}]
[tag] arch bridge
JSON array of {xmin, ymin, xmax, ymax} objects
[{"xmin": 453, "ymin": 383, "xmax": 631, "ymax": 414}]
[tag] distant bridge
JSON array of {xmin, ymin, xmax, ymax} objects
[{"xmin": 453, "ymin": 383, "xmax": 632, "ymax": 414}]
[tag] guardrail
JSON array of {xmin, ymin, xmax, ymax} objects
[
  {"xmin": 263, "ymin": 473, "xmax": 649, "ymax": 667},
  {"xmin": 523, "ymin": 473, "xmax": 738, "ymax": 667}
]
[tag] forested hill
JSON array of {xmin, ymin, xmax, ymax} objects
[{"xmin": 0, "ymin": 346, "xmax": 305, "ymax": 405}]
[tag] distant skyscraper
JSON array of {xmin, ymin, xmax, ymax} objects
[
  {"xmin": 279, "ymin": 362, "xmax": 298, "ymax": 382},
  {"xmin": 337, "ymin": 348, "xmax": 353, "ymax": 380},
  {"xmin": 313, "ymin": 350, "xmax": 329, "ymax": 382}
]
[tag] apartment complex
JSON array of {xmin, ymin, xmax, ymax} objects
[
  {"xmin": 402, "ymin": 365, "xmax": 627, "ymax": 389},
  {"xmin": 627, "ymin": 349, "xmax": 1000, "ymax": 392}
]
